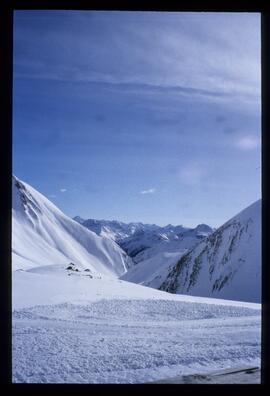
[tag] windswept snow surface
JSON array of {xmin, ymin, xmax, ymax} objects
[
  {"xmin": 12, "ymin": 176, "xmax": 131, "ymax": 276},
  {"xmin": 13, "ymin": 267, "xmax": 261, "ymax": 383}
]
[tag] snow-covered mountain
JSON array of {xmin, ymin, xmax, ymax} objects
[
  {"xmin": 120, "ymin": 227, "xmax": 214, "ymax": 286},
  {"xmin": 73, "ymin": 217, "xmax": 148, "ymax": 243},
  {"xmin": 159, "ymin": 200, "xmax": 261, "ymax": 303},
  {"xmin": 12, "ymin": 176, "xmax": 132, "ymax": 277},
  {"xmin": 74, "ymin": 216, "xmax": 213, "ymax": 264},
  {"xmin": 119, "ymin": 224, "xmax": 213, "ymax": 263},
  {"xmin": 74, "ymin": 215, "xmax": 213, "ymax": 291},
  {"xmin": 118, "ymin": 222, "xmax": 213, "ymax": 289}
]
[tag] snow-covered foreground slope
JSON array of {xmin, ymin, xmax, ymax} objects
[
  {"xmin": 160, "ymin": 200, "xmax": 261, "ymax": 303},
  {"xmin": 12, "ymin": 176, "xmax": 131, "ymax": 277},
  {"xmin": 13, "ymin": 267, "xmax": 261, "ymax": 383}
]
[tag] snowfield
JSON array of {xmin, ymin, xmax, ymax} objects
[{"xmin": 12, "ymin": 268, "xmax": 261, "ymax": 384}]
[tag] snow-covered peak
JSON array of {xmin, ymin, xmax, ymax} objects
[
  {"xmin": 73, "ymin": 215, "xmax": 85, "ymax": 224},
  {"xmin": 222, "ymin": 199, "xmax": 261, "ymax": 228},
  {"xmin": 194, "ymin": 223, "xmax": 213, "ymax": 233},
  {"xmin": 12, "ymin": 176, "xmax": 132, "ymax": 277},
  {"xmin": 159, "ymin": 200, "xmax": 261, "ymax": 303}
]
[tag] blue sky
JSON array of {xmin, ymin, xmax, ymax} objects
[{"xmin": 13, "ymin": 11, "xmax": 261, "ymax": 228}]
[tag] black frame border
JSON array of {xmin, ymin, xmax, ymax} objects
[{"xmin": 0, "ymin": 0, "xmax": 269, "ymax": 392}]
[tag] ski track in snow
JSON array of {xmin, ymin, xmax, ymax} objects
[{"xmin": 13, "ymin": 299, "xmax": 261, "ymax": 384}]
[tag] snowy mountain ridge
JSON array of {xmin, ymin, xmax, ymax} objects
[
  {"xmin": 74, "ymin": 216, "xmax": 212, "ymax": 244},
  {"xmin": 12, "ymin": 176, "xmax": 132, "ymax": 277},
  {"xmin": 74, "ymin": 216, "xmax": 213, "ymax": 265},
  {"xmin": 73, "ymin": 217, "xmax": 149, "ymax": 242},
  {"xmin": 159, "ymin": 200, "xmax": 261, "ymax": 303}
]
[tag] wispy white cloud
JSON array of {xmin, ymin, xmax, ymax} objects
[
  {"xmin": 60, "ymin": 188, "xmax": 67, "ymax": 192},
  {"xmin": 235, "ymin": 136, "xmax": 261, "ymax": 151},
  {"xmin": 49, "ymin": 194, "xmax": 57, "ymax": 198},
  {"xmin": 14, "ymin": 12, "xmax": 260, "ymax": 105},
  {"xmin": 178, "ymin": 163, "xmax": 207, "ymax": 186},
  {"xmin": 140, "ymin": 188, "xmax": 156, "ymax": 194}
]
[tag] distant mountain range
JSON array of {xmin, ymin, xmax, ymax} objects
[
  {"xmin": 73, "ymin": 216, "xmax": 149, "ymax": 243},
  {"xmin": 73, "ymin": 216, "xmax": 213, "ymax": 263}
]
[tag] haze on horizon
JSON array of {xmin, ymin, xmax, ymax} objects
[{"xmin": 13, "ymin": 11, "xmax": 261, "ymax": 228}]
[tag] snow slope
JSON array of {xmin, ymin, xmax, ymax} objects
[
  {"xmin": 12, "ymin": 176, "xmax": 131, "ymax": 277},
  {"xmin": 160, "ymin": 200, "xmax": 261, "ymax": 303},
  {"xmin": 13, "ymin": 267, "xmax": 261, "ymax": 383}
]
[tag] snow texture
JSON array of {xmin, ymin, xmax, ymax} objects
[{"xmin": 13, "ymin": 268, "xmax": 261, "ymax": 384}]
